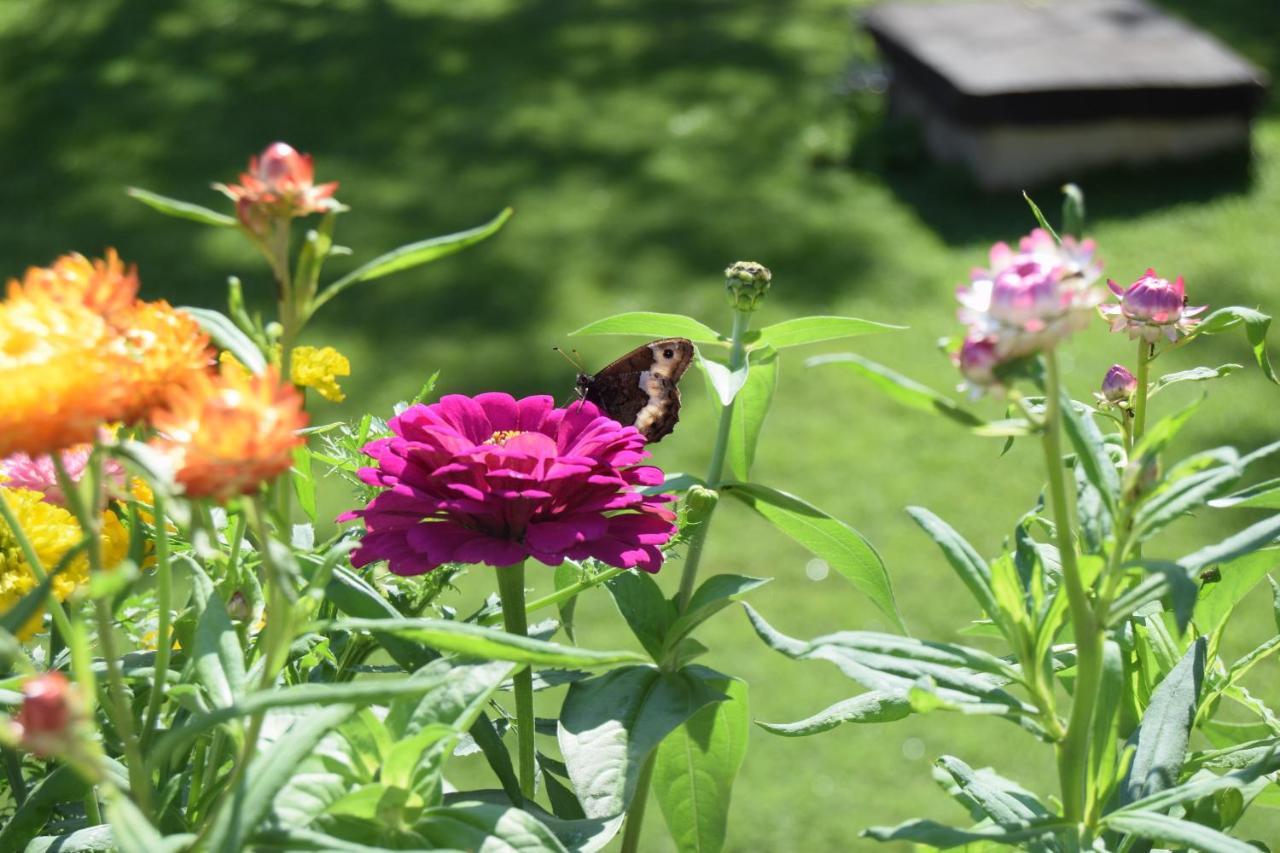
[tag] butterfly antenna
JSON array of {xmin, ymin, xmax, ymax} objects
[{"xmin": 552, "ymin": 346, "xmax": 587, "ymax": 373}]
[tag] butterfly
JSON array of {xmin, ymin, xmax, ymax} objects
[{"xmin": 572, "ymin": 338, "xmax": 695, "ymax": 443}]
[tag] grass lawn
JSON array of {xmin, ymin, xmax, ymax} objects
[{"xmin": 4, "ymin": 0, "xmax": 1280, "ymax": 848}]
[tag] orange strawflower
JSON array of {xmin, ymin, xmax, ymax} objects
[
  {"xmin": 150, "ymin": 365, "xmax": 307, "ymax": 502},
  {"xmin": 114, "ymin": 300, "xmax": 213, "ymax": 421},
  {"xmin": 6, "ymin": 250, "xmax": 139, "ymax": 323},
  {"xmin": 0, "ymin": 296, "xmax": 128, "ymax": 457}
]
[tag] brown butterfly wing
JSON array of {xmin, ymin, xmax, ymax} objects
[{"xmin": 578, "ymin": 338, "xmax": 692, "ymax": 443}]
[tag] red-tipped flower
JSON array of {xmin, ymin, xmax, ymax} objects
[
  {"xmin": 1101, "ymin": 269, "xmax": 1205, "ymax": 343},
  {"xmin": 218, "ymin": 142, "xmax": 340, "ymax": 233},
  {"xmin": 14, "ymin": 672, "xmax": 80, "ymax": 758}
]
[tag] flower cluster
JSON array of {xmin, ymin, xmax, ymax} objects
[
  {"xmin": 342, "ymin": 393, "xmax": 678, "ymax": 575},
  {"xmin": 217, "ymin": 142, "xmax": 340, "ymax": 234},
  {"xmin": 0, "ymin": 486, "xmax": 127, "ymax": 638},
  {"xmin": 952, "ymin": 228, "xmax": 1102, "ymax": 395}
]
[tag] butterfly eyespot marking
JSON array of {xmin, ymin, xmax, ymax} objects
[{"xmin": 663, "ymin": 348, "xmax": 674, "ymax": 358}]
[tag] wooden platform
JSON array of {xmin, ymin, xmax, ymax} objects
[{"xmin": 862, "ymin": 0, "xmax": 1268, "ymax": 189}]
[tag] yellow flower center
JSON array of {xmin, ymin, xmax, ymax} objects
[{"xmin": 484, "ymin": 430, "xmax": 524, "ymax": 446}]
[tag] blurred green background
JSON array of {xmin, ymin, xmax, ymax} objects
[{"xmin": 4, "ymin": 0, "xmax": 1279, "ymax": 849}]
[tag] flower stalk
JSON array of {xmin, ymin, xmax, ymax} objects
[
  {"xmin": 1041, "ymin": 352, "xmax": 1102, "ymax": 833},
  {"xmin": 141, "ymin": 490, "xmax": 172, "ymax": 749},
  {"xmin": 1132, "ymin": 340, "xmax": 1151, "ymax": 444},
  {"xmin": 495, "ymin": 561, "xmax": 536, "ymax": 800}
]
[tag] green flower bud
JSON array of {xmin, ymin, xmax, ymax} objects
[
  {"xmin": 683, "ymin": 485, "xmax": 720, "ymax": 528},
  {"xmin": 724, "ymin": 261, "xmax": 772, "ymax": 313}
]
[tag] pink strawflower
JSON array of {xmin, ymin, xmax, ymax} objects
[
  {"xmin": 217, "ymin": 142, "xmax": 340, "ymax": 233},
  {"xmin": 339, "ymin": 393, "xmax": 678, "ymax": 575},
  {"xmin": 0, "ymin": 446, "xmax": 126, "ymax": 507},
  {"xmin": 953, "ymin": 333, "xmax": 1003, "ymax": 399},
  {"xmin": 1101, "ymin": 269, "xmax": 1206, "ymax": 343},
  {"xmin": 957, "ymin": 228, "xmax": 1102, "ymax": 358},
  {"xmin": 1095, "ymin": 364, "xmax": 1138, "ymax": 408}
]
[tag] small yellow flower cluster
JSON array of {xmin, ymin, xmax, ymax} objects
[
  {"xmin": 0, "ymin": 487, "xmax": 127, "ymax": 639},
  {"xmin": 290, "ymin": 345, "xmax": 351, "ymax": 403}
]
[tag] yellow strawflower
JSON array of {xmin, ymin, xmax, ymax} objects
[
  {"xmin": 290, "ymin": 345, "xmax": 350, "ymax": 402},
  {"xmin": 0, "ymin": 487, "xmax": 127, "ymax": 639}
]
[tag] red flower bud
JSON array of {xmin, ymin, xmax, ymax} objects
[{"xmin": 15, "ymin": 672, "xmax": 80, "ymax": 757}]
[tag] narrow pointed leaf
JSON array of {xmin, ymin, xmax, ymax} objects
[
  {"xmin": 753, "ymin": 316, "xmax": 903, "ymax": 349},
  {"xmin": 1195, "ymin": 305, "xmax": 1278, "ymax": 384},
  {"xmin": 755, "ymin": 691, "xmax": 911, "ymax": 736},
  {"xmin": 907, "ymin": 507, "xmax": 999, "ymax": 628},
  {"xmin": 807, "ymin": 353, "xmax": 983, "ymax": 427},
  {"xmin": 179, "ymin": 306, "xmax": 267, "ymax": 373},
  {"xmin": 1102, "ymin": 810, "xmax": 1260, "ymax": 853},
  {"xmin": 1121, "ymin": 637, "xmax": 1206, "ymax": 805},
  {"xmin": 1210, "ymin": 477, "xmax": 1280, "ymax": 510},
  {"xmin": 723, "ymin": 482, "xmax": 903, "ymax": 632},
  {"xmin": 127, "ymin": 187, "xmax": 237, "ymax": 227},
  {"xmin": 727, "ymin": 346, "xmax": 779, "ymax": 480}
]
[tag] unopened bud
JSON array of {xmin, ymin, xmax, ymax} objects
[
  {"xmin": 684, "ymin": 485, "xmax": 720, "ymax": 528},
  {"xmin": 1097, "ymin": 364, "xmax": 1138, "ymax": 408},
  {"xmin": 724, "ymin": 261, "xmax": 772, "ymax": 313},
  {"xmin": 227, "ymin": 591, "xmax": 252, "ymax": 622},
  {"xmin": 15, "ymin": 672, "xmax": 82, "ymax": 758}
]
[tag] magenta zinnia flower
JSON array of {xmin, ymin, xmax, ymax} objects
[
  {"xmin": 957, "ymin": 228, "xmax": 1102, "ymax": 358},
  {"xmin": 1101, "ymin": 269, "xmax": 1206, "ymax": 343},
  {"xmin": 340, "ymin": 393, "xmax": 678, "ymax": 575}
]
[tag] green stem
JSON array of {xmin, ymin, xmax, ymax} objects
[
  {"xmin": 1132, "ymin": 340, "xmax": 1151, "ymax": 444},
  {"xmin": 495, "ymin": 562, "xmax": 535, "ymax": 801},
  {"xmin": 84, "ymin": 788, "xmax": 103, "ymax": 825},
  {"xmin": 3, "ymin": 748, "xmax": 27, "ymax": 805},
  {"xmin": 480, "ymin": 566, "xmax": 623, "ymax": 627},
  {"xmin": 675, "ymin": 308, "xmax": 751, "ymax": 612},
  {"xmin": 142, "ymin": 492, "xmax": 172, "ymax": 750},
  {"xmin": 1042, "ymin": 353, "xmax": 1102, "ymax": 831},
  {"xmin": 619, "ymin": 752, "xmax": 657, "ymax": 853}
]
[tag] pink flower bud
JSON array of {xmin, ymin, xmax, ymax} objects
[
  {"xmin": 1098, "ymin": 363, "xmax": 1138, "ymax": 406},
  {"xmin": 254, "ymin": 142, "xmax": 311, "ymax": 188},
  {"xmin": 1101, "ymin": 268, "xmax": 1206, "ymax": 343},
  {"xmin": 954, "ymin": 333, "xmax": 1002, "ymax": 398},
  {"xmin": 15, "ymin": 672, "xmax": 79, "ymax": 758}
]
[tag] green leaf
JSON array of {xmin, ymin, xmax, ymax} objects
[
  {"xmin": 0, "ymin": 763, "xmax": 123, "ymax": 851},
  {"xmin": 698, "ymin": 353, "xmax": 749, "ymax": 406},
  {"xmin": 723, "ymin": 482, "xmax": 903, "ymax": 632},
  {"xmin": 1059, "ymin": 397, "xmax": 1118, "ymax": 519},
  {"xmin": 292, "ymin": 446, "xmax": 317, "ymax": 524},
  {"xmin": 1105, "ymin": 561, "xmax": 1198, "ymax": 633},
  {"xmin": 331, "ymin": 617, "xmax": 646, "ymax": 668},
  {"xmin": 1150, "ymin": 364, "xmax": 1243, "ymax": 394},
  {"xmin": 313, "ymin": 208, "xmax": 512, "ymax": 313},
  {"xmin": 662, "ymin": 575, "xmax": 771, "ymax": 656},
  {"xmin": 419, "ymin": 801, "xmax": 569, "ymax": 852},
  {"xmin": 207, "ymin": 704, "xmax": 358, "ymax": 851},
  {"xmin": 934, "ymin": 756, "xmax": 1054, "ymax": 840},
  {"xmin": 105, "ymin": 788, "xmax": 193, "ymax": 853},
  {"xmin": 150, "ymin": 676, "xmax": 491, "ymax": 770},
  {"xmin": 605, "ymin": 571, "xmax": 676, "ymax": 661},
  {"xmin": 1134, "ymin": 460, "xmax": 1241, "ymax": 542},
  {"xmin": 1090, "ymin": 641, "xmax": 1126, "ymax": 808},
  {"xmin": 907, "ymin": 507, "xmax": 999, "ymax": 630},
  {"xmin": 1192, "ymin": 549, "xmax": 1279, "ymax": 637},
  {"xmin": 180, "ymin": 306, "xmax": 267, "ymax": 373},
  {"xmin": 190, "ymin": 562, "xmax": 246, "ymax": 710},
  {"xmin": 26, "ymin": 826, "xmax": 117, "ymax": 852},
  {"xmin": 863, "ymin": 817, "xmax": 1071, "ymax": 847},
  {"xmin": 437, "ymin": 794, "xmax": 624, "ymax": 852},
  {"xmin": 752, "ymin": 316, "xmax": 903, "ymax": 349},
  {"xmin": 1210, "ymin": 477, "xmax": 1280, "ymax": 510},
  {"xmin": 1118, "ymin": 749, "xmax": 1280, "ymax": 815},
  {"xmin": 126, "ymin": 187, "xmax": 237, "ymax": 227},
  {"xmin": 806, "ymin": 353, "xmax": 983, "ymax": 428},
  {"xmin": 653, "ymin": 677, "xmax": 750, "ymax": 853},
  {"xmin": 1061, "ymin": 183, "xmax": 1085, "ymax": 238},
  {"xmin": 727, "ymin": 346, "xmax": 778, "ymax": 480},
  {"xmin": 1178, "ymin": 516, "xmax": 1280, "ymax": 573},
  {"xmin": 743, "ymin": 605, "xmax": 1033, "ymax": 724},
  {"xmin": 1102, "ymin": 810, "xmax": 1260, "ymax": 853},
  {"xmin": 570, "ymin": 312, "xmax": 722, "ymax": 345},
  {"xmin": 755, "ymin": 691, "xmax": 911, "ymax": 736},
  {"xmin": 558, "ymin": 664, "xmax": 725, "ymax": 818},
  {"xmin": 1121, "ymin": 637, "xmax": 1206, "ymax": 805},
  {"xmin": 1195, "ymin": 305, "xmax": 1279, "ymax": 384},
  {"xmin": 1022, "ymin": 192, "xmax": 1060, "ymax": 242}
]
